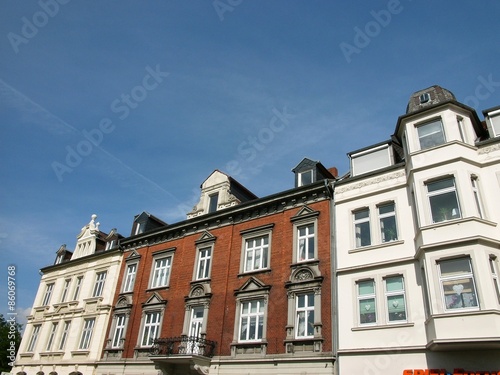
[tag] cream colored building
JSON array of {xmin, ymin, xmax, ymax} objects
[
  {"xmin": 12, "ymin": 215, "xmax": 123, "ymax": 375},
  {"xmin": 334, "ymin": 86, "xmax": 500, "ymax": 375}
]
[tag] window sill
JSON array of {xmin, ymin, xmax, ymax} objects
[
  {"xmin": 290, "ymin": 259, "xmax": 320, "ymax": 268},
  {"xmin": 146, "ymin": 286, "xmax": 170, "ymax": 292},
  {"xmin": 348, "ymin": 240, "xmax": 404, "ymax": 254},
  {"xmin": 71, "ymin": 350, "xmax": 90, "ymax": 356},
  {"xmin": 19, "ymin": 353, "xmax": 34, "ymax": 358},
  {"xmin": 352, "ymin": 322, "xmax": 414, "ymax": 331},
  {"xmin": 237, "ymin": 269, "xmax": 271, "ymax": 277}
]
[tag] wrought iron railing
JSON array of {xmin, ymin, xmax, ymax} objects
[{"xmin": 150, "ymin": 336, "xmax": 216, "ymax": 358}]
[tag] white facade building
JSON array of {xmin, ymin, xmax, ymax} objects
[
  {"xmin": 334, "ymin": 86, "xmax": 500, "ymax": 375},
  {"xmin": 12, "ymin": 215, "xmax": 123, "ymax": 375}
]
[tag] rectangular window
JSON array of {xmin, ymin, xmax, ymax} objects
[
  {"xmin": 489, "ymin": 257, "xmax": 500, "ymax": 304},
  {"xmin": 418, "ymin": 119, "xmax": 445, "ymax": 150},
  {"xmin": 123, "ymin": 263, "xmax": 137, "ymax": 293},
  {"xmin": 79, "ymin": 318, "xmax": 95, "ymax": 349},
  {"xmin": 457, "ymin": 116, "xmax": 467, "ymax": 143},
  {"xmin": 379, "ymin": 203, "xmax": 398, "ymax": 242},
  {"xmin": 358, "ymin": 280, "xmax": 376, "ymax": 324},
  {"xmin": 196, "ymin": 247, "xmax": 212, "ymax": 280},
  {"xmin": 471, "ymin": 176, "xmax": 484, "ymax": 219},
  {"xmin": 239, "ymin": 299, "xmax": 264, "ymax": 342},
  {"xmin": 296, "ymin": 293, "xmax": 314, "ymax": 338},
  {"xmin": 73, "ymin": 276, "xmax": 83, "ymax": 300},
  {"xmin": 439, "ymin": 257, "xmax": 478, "ymax": 310},
  {"xmin": 27, "ymin": 324, "xmax": 41, "ymax": 352},
  {"xmin": 354, "ymin": 208, "xmax": 371, "ymax": 247},
  {"xmin": 208, "ymin": 193, "xmax": 219, "ymax": 213},
  {"xmin": 141, "ymin": 312, "xmax": 161, "ymax": 347},
  {"xmin": 298, "ymin": 170, "xmax": 313, "ymax": 186},
  {"xmin": 42, "ymin": 283, "xmax": 54, "ymax": 306},
  {"xmin": 489, "ymin": 114, "xmax": 500, "ymax": 137},
  {"xmin": 297, "ymin": 224, "xmax": 315, "ymax": 261},
  {"xmin": 351, "ymin": 145, "xmax": 392, "ymax": 176},
  {"xmin": 151, "ymin": 256, "xmax": 172, "ymax": 288},
  {"xmin": 427, "ymin": 177, "xmax": 461, "ymax": 223},
  {"xmin": 58, "ymin": 321, "xmax": 71, "ymax": 350},
  {"xmin": 92, "ymin": 271, "xmax": 107, "ymax": 297},
  {"xmin": 385, "ymin": 276, "xmax": 407, "ymax": 322},
  {"xmin": 46, "ymin": 322, "xmax": 58, "ymax": 351},
  {"xmin": 244, "ymin": 235, "xmax": 269, "ymax": 272},
  {"xmin": 112, "ymin": 315, "xmax": 126, "ymax": 348},
  {"xmin": 60, "ymin": 279, "xmax": 71, "ymax": 303}
]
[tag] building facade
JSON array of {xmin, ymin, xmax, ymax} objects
[
  {"xmin": 334, "ymin": 86, "xmax": 500, "ymax": 375},
  {"xmin": 12, "ymin": 215, "xmax": 123, "ymax": 375}
]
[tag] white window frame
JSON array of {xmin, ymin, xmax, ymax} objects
[
  {"xmin": 357, "ymin": 279, "xmax": 376, "ymax": 325},
  {"xmin": 378, "ymin": 202, "xmax": 398, "ymax": 243},
  {"xmin": 470, "ymin": 175, "xmax": 484, "ymax": 219},
  {"xmin": 244, "ymin": 235, "xmax": 269, "ymax": 272},
  {"xmin": 384, "ymin": 276, "xmax": 407, "ymax": 323},
  {"xmin": 417, "ymin": 118, "xmax": 445, "ymax": 150},
  {"xmin": 111, "ymin": 314, "xmax": 127, "ymax": 348},
  {"xmin": 490, "ymin": 256, "xmax": 500, "ymax": 304},
  {"xmin": 58, "ymin": 321, "xmax": 71, "ymax": 350},
  {"xmin": 295, "ymin": 293, "xmax": 315, "ymax": 338},
  {"xmin": 438, "ymin": 257, "xmax": 479, "ymax": 311},
  {"xmin": 426, "ymin": 176, "xmax": 461, "ymax": 223},
  {"xmin": 73, "ymin": 276, "xmax": 83, "ymax": 300},
  {"xmin": 92, "ymin": 271, "xmax": 107, "ymax": 297},
  {"xmin": 353, "ymin": 208, "xmax": 371, "ymax": 248},
  {"xmin": 27, "ymin": 324, "xmax": 41, "ymax": 352},
  {"xmin": 195, "ymin": 246, "xmax": 212, "ymax": 280},
  {"xmin": 41, "ymin": 283, "xmax": 54, "ymax": 306},
  {"xmin": 79, "ymin": 318, "xmax": 96, "ymax": 349},
  {"xmin": 150, "ymin": 255, "xmax": 172, "ymax": 288},
  {"xmin": 45, "ymin": 322, "xmax": 59, "ymax": 351},
  {"xmin": 297, "ymin": 223, "xmax": 315, "ymax": 262},
  {"xmin": 60, "ymin": 279, "xmax": 71, "ymax": 303},
  {"xmin": 122, "ymin": 263, "xmax": 138, "ymax": 293},
  {"xmin": 140, "ymin": 311, "xmax": 161, "ymax": 347},
  {"xmin": 238, "ymin": 299, "xmax": 265, "ymax": 342},
  {"xmin": 298, "ymin": 169, "xmax": 313, "ymax": 186},
  {"xmin": 208, "ymin": 192, "xmax": 219, "ymax": 213},
  {"xmin": 351, "ymin": 144, "xmax": 392, "ymax": 176}
]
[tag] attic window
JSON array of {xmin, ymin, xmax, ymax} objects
[
  {"xmin": 208, "ymin": 192, "xmax": 219, "ymax": 213},
  {"xmin": 419, "ymin": 93, "xmax": 430, "ymax": 104},
  {"xmin": 134, "ymin": 223, "xmax": 142, "ymax": 235},
  {"xmin": 105, "ymin": 240, "xmax": 115, "ymax": 250},
  {"xmin": 298, "ymin": 170, "xmax": 313, "ymax": 186},
  {"xmin": 351, "ymin": 144, "xmax": 392, "ymax": 176}
]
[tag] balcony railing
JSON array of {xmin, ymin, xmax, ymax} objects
[{"xmin": 150, "ymin": 336, "xmax": 216, "ymax": 358}]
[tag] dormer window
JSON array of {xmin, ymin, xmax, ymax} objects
[
  {"xmin": 298, "ymin": 170, "xmax": 313, "ymax": 186},
  {"xmin": 417, "ymin": 118, "xmax": 445, "ymax": 150},
  {"xmin": 134, "ymin": 223, "xmax": 142, "ymax": 235},
  {"xmin": 419, "ymin": 93, "xmax": 430, "ymax": 104},
  {"xmin": 485, "ymin": 108, "xmax": 500, "ymax": 137},
  {"xmin": 208, "ymin": 192, "xmax": 219, "ymax": 213},
  {"xmin": 350, "ymin": 144, "xmax": 392, "ymax": 176},
  {"xmin": 105, "ymin": 240, "xmax": 115, "ymax": 250}
]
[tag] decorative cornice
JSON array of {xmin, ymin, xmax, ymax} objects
[{"xmin": 336, "ymin": 170, "xmax": 406, "ymax": 194}]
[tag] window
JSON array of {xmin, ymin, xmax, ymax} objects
[
  {"xmin": 489, "ymin": 257, "xmax": 500, "ymax": 304},
  {"xmin": 92, "ymin": 271, "xmax": 107, "ymax": 297},
  {"xmin": 489, "ymin": 112, "xmax": 500, "ymax": 137},
  {"xmin": 471, "ymin": 176, "xmax": 484, "ymax": 219},
  {"xmin": 105, "ymin": 240, "xmax": 115, "ymax": 250},
  {"xmin": 358, "ymin": 280, "xmax": 376, "ymax": 324},
  {"xmin": 456, "ymin": 116, "xmax": 467, "ymax": 143},
  {"xmin": 354, "ymin": 208, "xmax": 371, "ymax": 247},
  {"xmin": 141, "ymin": 311, "xmax": 161, "ymax": 347},
  {"xmin": 55, "ymin": 254, "xmax": 64, "ymax": 264},
  {"xmin": 27, "ymin": 325, "xmax": 41, "ymax": 352},
  {"xmin": 385, "ymin": 276, "xmax": 407, "ymax": 322},
  {"xmin": 79, "ymin": 318, "xmax": 95, "ymax": 349},
  {"xmin": 244, "ymin": 235, "xmax": 269, "ymax": 272},
  {"xmin": 46, "ymin": 322, "xmax": 58, "ymax": 351},
  {"xmin": 58, "ymin": 321, "xmax": 71, "ymax": 350},
  {"xmin": 239, "ymin": 299, "xmax": 265, "ymax": 342},
  {"xmin": 208, "ymin": 192, "xmax": 219, "ymax": 213},
  {"xmin": 379, "ymin": 203, "xmax": 398, "ymax": 242},
  {"xmin": 438, "ymin": 257, "xmax": 478, "ymax": 310},
  {"xmin": 73, "ymin": 276, "xmax": 83, "ymax": 300},
  {"xmin": 297, "ymin": 224, "xmax": 315, "ymax": 261},
  {"xmin": 417, "ymin": 119, "xmax": 445, "ymax": 150},
  {"xmin": 111, "ymin": 314, "xmax": 126, "ymax": 348},
  {"xmin": 196, "ymin": 247, "xmax": 212, "ymax": 280},
  {"xmin": 41, "ymin": 283, "xmax": 54, "ymax": 306},
  {"xmin": 123, "ymin": 263, "xmax": 137, "ymax": 293},
  {"xmin": 60, "ymin": 279, "xmax": 71, "ymax": 303},
  {"xmin": 298, "ymin": 170, "xmax": 313, "ymax": 186},
  {"xmin": 134, "ymin": 222, "xmax": 142, "ymax": 235},
  {"xmin": 427, "ymin": 177, "xmax": 461, "ymax": 223},
  {"xmin": 419, "ymin": 93, "xmax": 430, "ymax": 103},
  {"xmin": 296, "ymin": 293, "xmax": 315, "ymax": 338},
  {"xmin": 151, "ymin": 256, "xmax": 172, "ymax": 288},
  {"xmin": 351, "ymin": 144, "xmax": 392, "ymax": 176}
]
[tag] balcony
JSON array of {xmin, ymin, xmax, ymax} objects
[{"xmin": 149, "ymin": 336, "xmax": 217, "ymax": 374}]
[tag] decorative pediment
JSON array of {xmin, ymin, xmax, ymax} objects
[
  {"xmin": 142, "ymin": 292, "xmax": 166, "ymax": 307},
  {"xmin": 126, "ymin": 249, "xmax": 141, "ymax": 260},
  {"xmin": 234, "ymin": 277, "xmax": 271, "ymax": 296},
  {"xmin": 289, "ymin": 266, "xmax": 323, "ymax": 284},
  {"xmin": 195, "ymin": 230, "xmax": 216, "ymax": 245},
  {"xmin": 115, "ymin": 295, "xmax": 132, "ymax": 309}
]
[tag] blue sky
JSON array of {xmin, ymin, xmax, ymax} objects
[{"xmin": 1, "ymin": 1, "xmax": 500, "ymax": 327}]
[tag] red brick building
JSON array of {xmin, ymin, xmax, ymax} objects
[{"xmin": 97, "ymin": 162, "xmax": 336, "ymax": 375}]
